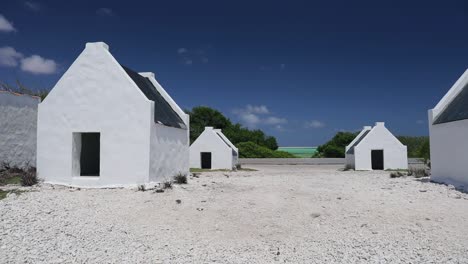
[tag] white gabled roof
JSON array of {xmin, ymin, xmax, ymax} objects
[
  {"xmin": 346, "ymin": 122, "xmax": 403, "ymax": 154},
  {"xmin": 346, "ymin": 126, "xmax": 372, "ymax": 155},
  {"xmin": 214, "ymin": 129, "xmax": 238, "ymax": 152},
  {"xmin": 140, "ymin": 72, "xmax": 189, "ymax": 126},
  {"xmin": 431, "ymin": 69, "xmax": 468, "ymax": 124}
]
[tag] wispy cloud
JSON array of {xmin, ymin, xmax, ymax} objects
[
  {"xmin": 176, "ymin": 47, "xmax": 211, "ymax": 66},
  {"xmin": 233, "ymin": 104, "xmax": 287, "ymax": 128},
  {"xmin": 96, "ymin": 8, "xmax": 115, "ymax": 16},
  {"xmin": 0, "ymin": 15, "xmax": 16, "ymax": 32},
  {"xmin": 416, "ymin": 120, "xmax": 425, "ymax": 125},
  {"xmin": 0, "ymin": 47, "xmax": 23, "ymax": 66},
  {"xmin": 305, "ymin": 120, "xmax": 325, "ymax": 128},
  {"xmin": 264, "ymin": 116, "xmax": 287, "ymax": 125},
  {"xmin": 0, "ymin": 46, "xmax": 58, "ymax": 74},
  {"xmin": 24, "ymin": 1, "xmax": 41, "ymax": 12},
  {"xmin": 177, "ymin": 48, "xmax": 188, "ymax": 54},
  {"xmin": 20, "ymin": 55, "xmax": 57, "ymax": 74}
]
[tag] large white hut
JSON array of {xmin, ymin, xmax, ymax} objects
[
  {"xmin": 345, "ymin": 122, "xmax": 408, "ymax": 170},
  {"xmin": 0, "ymin": 91, "xmax": 40, "ymax": 169},
  {"xmin": 428, "ymin": 69, "xmax": 468, "ymax": 190},
  {"xmin": 190, "ymin": 127, "xmax": 239, "ymax": 170},
  {"xmin": 37, "ymin": 42, "xmax": 189, "ymax": 188}
]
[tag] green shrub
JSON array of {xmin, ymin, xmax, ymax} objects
[
  {"xmin": 315, "ymin": 132, "xmax": 359, "ymax": 158},
  {"xmin": 237, "ymin": 142, "xmax": 295, "ymax": 158},
  {"xmin": 408, "ymin": 167, "xmax": 429, "ymax": 178},
  {"xmin": 186, "ymin": 106, "xmax": 279, "ymax": 150},
  {"xmin": 174, "ymin": 173, "xmax": 188, "ymax": 184},
  {"xmin": 21, "ymin": 167, "xmax": 38, "ymax": 186},
  {"xmin": 390, "ymin": 171, "xmax": 406, "ymax": 178},
  {"xmin": 397, "ymin": 136, "xmax": 430, "ymax": 159}
]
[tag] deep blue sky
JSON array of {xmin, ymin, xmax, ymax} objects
[{"xmin": 1, "ymin": 0, "xmax": 467, "ymax": 146}]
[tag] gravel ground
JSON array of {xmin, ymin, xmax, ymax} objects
[{"xmin": 1, "ymin": 165, "xmax": 468, "ymax": 263}]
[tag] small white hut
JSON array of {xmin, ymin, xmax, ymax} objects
[
  {"xmin": 345, "ymin": 122, "xmax": 408, "ymax": 170},
  {"xmin": 428, "ymin": 69, "xmax": 468, "ymax": 190},
  {"xmin": 37, "ymin": 42, "xmax": 189, "ymax": 188},
  {"xmin": 0, "ymin": 91, "xmax": 40, "ymax": 168},
  {"xmin": 190, "ymin": 127, "xmax": 239, "ymax": 170}
]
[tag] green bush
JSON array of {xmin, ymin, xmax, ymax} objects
[
  {"xmin": 314, "ymin": 132, "xmax": 359, "ymax": 158},
  {"xmin": 237, "ymin": 142, "xmax": 295, "ymax": 158},
  {"xmin": 186, "ymin": 106, "xmax": 279, "ymax": 150},
  {"xmin": 397, "ymin": 136, "xmax": 430, "ymax": 159}
]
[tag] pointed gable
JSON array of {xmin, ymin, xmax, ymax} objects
[
  {"xmin": 432, "ymin": 69, "xmax": 468, "ymax": 125},
  {"xmin": 122, "ymin": 65, "xmax": 186, "ymax": 129}
]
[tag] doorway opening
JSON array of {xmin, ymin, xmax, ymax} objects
[
  {"xmin": 371, "ymin": 150, "xmax": 384, "ymax": 170},
  {"xmin": 73, "ymin": 132, "xmax": 100, "ymax": 176},
  {"xmin": 201, "ymin": 152, "xmax": 212, "ymax": 169}
]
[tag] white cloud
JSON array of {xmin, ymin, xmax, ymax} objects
[
  {"xmin": 233, "ymin": 105, "xmax": 286, "ymax": 128},
  {"xmin": 96, "ymin": 8, "xmax": 114, "ymax": 16},
  {"xmin": 245, "ymin": 104, "xmax": 269, "ymax": 114},
  {"xmin": 24, "ymin": 1, "xmax": 41, "ymax": 11},
  {"xmin": 20, "ymin": 55, "xmax": 57, "ymax": 74},
  {"xmin": 0, "ymin": 15, "xmax": 16, "ymax": 32},
  {"xmin": 264, "ymin": 116, "xmax": 287, "ymax": 125},
  {"xmin": 177, "ymin": 48, "xmax": 188, "ymax": 54},
  {"xmin": 240, "ymin": 113, "xmax": 261, "ymax": 126},
  {"xmin": 305, "ymin": 120, "xmax": 325, "ymax": 128},
  {"xmin": 0, "ymin": 47, "xmax": 23, "ymax": 66},
  {"xmin": 0, "ymin": 46, "xmax": 57, "ymax": 74},
  {"xmin": 184, "ymin": 59, "xmax": 193, "ymax": 65}
]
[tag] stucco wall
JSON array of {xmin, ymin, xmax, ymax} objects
[
  {"xmin": 345, "ymin": 154, "xmax": 355, "ymax": 168},
  {"xmin": 190, "ymin": 127, "xmax": 234, "ymax": 170},
  {"xmin": 429, "ymin": 110, "xmax": 468, "ymax": 190},
  {"xmin": 37, "ymin": 42, "xmax": 153, "ymax": 188},
  {"xmin": 149, "ymin": 121, "xmax": 189, "ymax": 183},
  {"xmin": 0, "ymin": 92, "xmax": 40, "ymax": 168},
  {"xmin": 354, "ymin": 123, "xmax": 408, "ymax": 170}
]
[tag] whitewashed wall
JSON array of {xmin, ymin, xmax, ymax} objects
[
  {"xmin": 149, "ymin": 122, "xmax": 189, "ymax": 182},
  {"xmin": 345, "ymin": 126, "xmax": 371, "ymax": 169},
  {"xmin": 0, "ymin": 92, "xmax": 40, "ymax": 168},
  {"xmin": 428, "ymin": 69, "xmax": 468, "ymax": 190},
  {"xmin": 354, "ymin": 122, "xmax": 408, "ymax": 170},
  {"xmin": 429, "ymin": 109, "xmax": 468, "ymax": 190},
  {"xmin": 37, "ymin": 42, "xmax": 154, "ymax": 188},
  {"xmin": 190, "ymin": 127, "xmax": 235, "ymax": 170}
]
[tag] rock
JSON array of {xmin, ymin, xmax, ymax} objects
[
  {"xmin": 311, "ymin": 213, "xmax": 321, "ymax": 218},
  {"xmin": 154, "ymin": 189, "xmax": 164, "ymax": 193},
  {"xmin": 176, "ymin": 199, "xmax": 181, "ymax": 204},
  {"xmin": 419, "ymin": 190, "xmax": 427, "ymax": 192}
]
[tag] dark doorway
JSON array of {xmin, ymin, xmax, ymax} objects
[
  {"xmin": 80, "ymin": 133, "xmax": 100, "ymax": 176},
  {"xmin": 201, "ymin": 152, "xmax": 212, "ymax": 169},
  {"xmin": 371, "ymin": 150, "xmax": 384, "ymax": 170}
]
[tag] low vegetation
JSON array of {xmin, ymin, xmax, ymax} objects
[
  {"xmin": 389, "ymin": 167, "xmax": 429, "ymax": 178},
  {"xmin": 0, "ymin": 163, "xmax": 38, "ymax": 187},
  {"xmin": 0, "ymin": 189, "xmax": 26, "ymax": 200},
  {"xmin": 408, "ymin": 167, "xmax": 429, "ymax": 178},
  {"xmin": 163, "ymin": 180, "xmax": 173, "ymax": 189},
  {"xmin": 314, "ymin": 132, "xmax": 430, "ymax": 160},
  {"xmin": 390, "ymin": 171, "xmax": 406, "ymax": 178},
  {"xmin": 237, "ymin": 142, "xmax": 295, "ymax": 158},
  {"xmin": 314, "ymin": 132, "xmax": 358, "ymax": 158},
  {"xmin": 1, "ymin": 80, "xmax": 49, "ymax": 100},
  {"xmin": 174, "ymin": 173, "xmax": 188, "ymax": 184},
  {"xmin": 190, "ymin": 167, "xmax": 257, "ymax": 173},
  {"xmin": 186, "ymin": 106, "xmax": 281, "ymax": 157}
]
